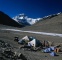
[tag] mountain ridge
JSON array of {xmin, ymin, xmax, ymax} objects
[
  {"xmin": 20, "ymin": 12, "xmax": 62, "ymax": 33},
  {"xmin": 0, "ymin": 11, "xmax": 24, "ymax": 27}
]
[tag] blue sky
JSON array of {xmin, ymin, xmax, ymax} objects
[{"xmin": 0, "ymin": 0, "xmax": 62, "ymax": 18}]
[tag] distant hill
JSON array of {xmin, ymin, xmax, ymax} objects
[
  {"xmin": 0, "ymin": 11, "xmax": 24, "ymax": 27},
  {"xmin": 21, "ymin": 13, "xmax": 62, "ymax": 33}
]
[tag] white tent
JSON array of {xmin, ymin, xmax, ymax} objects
[
  {"xmin": 18, "ymin": 36, "xmax": 30, "ymax": 44},
  {"xmin": 22, "ymin": 35, "xmax": 29, "ymax": 41},
  {"xmin": 28, "ymin": 39, "xmax": 36, "ymax": 47},
  {"xmin": 28, "ymin": 39, "xmax": 41, "ymax": 47}
]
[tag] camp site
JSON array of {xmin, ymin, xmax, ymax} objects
[{"xmin": 0, "ymin": 10, "xmax": 62, "ymax": 60}]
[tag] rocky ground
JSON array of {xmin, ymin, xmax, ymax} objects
[{"xmin": 0, "ymin": 25, "xmax": 62, "ymax": 60}]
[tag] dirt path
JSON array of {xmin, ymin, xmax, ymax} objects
[{"xmin": 1, "ymin": 28, "xmax": 62, "ymax": 37}]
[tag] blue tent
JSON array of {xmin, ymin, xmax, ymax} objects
[
  {"xmin": 47, "ymin": 48, "xmax": 52, "ymax": 52},
  {"xmin": 50, "ymin": 47, "xmax": 55, "ymax": 51},
  {"xmin": 44, "ymin": 49, "xmax": 50, "ymax": 53},
  {"xmin": 50, "ymin": 52, "xmax": 57, "ymax": 56},
  {"xmin": 44, "ymin": 48, "xmax": 52, "ymax": 53}
]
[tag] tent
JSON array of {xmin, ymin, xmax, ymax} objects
[
  {"xmin": 29, "ymin": 36, "xmax": 35, "ymax": 41},
  {"xmin": 18, "ymin": 36, "xmax": 34, "ymax": 43},
  {"xmin": 47, "ymin": 48, "xmax": 52, "ymax": 52},
  {"xmin": 44, "ymin": 48, "xmax": 52, "ymax": 53},
  {"xmin": 50, "ymin": 52, "xmax": 57, "ymax": 56},
  {"xmin": 28, "ymin": 39, "xmax": 36, "ymax": 47},
  {"xmin": 22, "ymin": 36, "xmax": 30, "ymax": 41},
  {"xmin": 18, "ymin": 36, "xmax": 30, "ymax": 44},
  {"xmin": 18, "ymin": 39, "xmax": 25, "ymax": 44},
  {"xmin": 44, "ymin": 49, "xmax": 49, "ymax": 53},
  {"xmin": 50, "ymin": 46, "xmax": 56, "ymax": 51},
  {"xmin": 28, "ymin": 39, "xmax": 41, "ymax": 47},
  {"xmin": 44, "ymin": 49, "xmax": 50, "ymax": 53}
]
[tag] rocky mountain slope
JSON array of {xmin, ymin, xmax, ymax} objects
[
  {"xmin": 20, "ymin": 12, "xmax": 62, "ymax": 33},
  {"xmin": 0, "ymin": 11, "xmax": 24, "ymax": 27}
]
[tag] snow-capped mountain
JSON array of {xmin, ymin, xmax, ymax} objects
[
  {"xmin": 13, "ymin": 12, "xmax": 61, "ymax": 26},
  {"xmin": 42, "ymin": 12, "xmax": 61, "ymax": 20},
  {"xmin": 13, "ymin": 14, "xmax": 41, "ymax": 25}
]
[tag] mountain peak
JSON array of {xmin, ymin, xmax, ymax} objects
[{"xmin": 13, "ymin": 14, "xmax": 41, "ymax": 25}]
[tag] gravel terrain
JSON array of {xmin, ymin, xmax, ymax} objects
[{"xmin": 0, "ymin": 25, "xmax": 62, "ymax": 60}]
